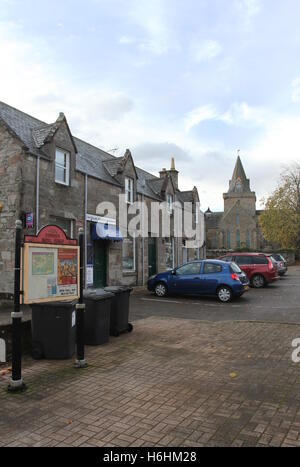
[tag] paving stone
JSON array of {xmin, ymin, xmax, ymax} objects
[{"xmin": 1, "ymin": 317, "xmax": 300, "ymax": 446}]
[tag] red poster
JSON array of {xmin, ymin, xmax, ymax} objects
[{"xmin": 57, "ymin": 249, "xmax": 78, "ymax": 286}]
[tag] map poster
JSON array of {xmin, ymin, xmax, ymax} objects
[{"xmin": 32, "ymin": 252, "xmax": 54, "ymax": 276}]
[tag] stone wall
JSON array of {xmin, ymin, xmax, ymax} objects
[{"xmin": 0, "ymin": 123, "xmax": 24, "ymax": 297}]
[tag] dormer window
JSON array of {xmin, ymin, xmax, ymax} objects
[
  {"xmin": 167, "ymin": 194, "xmax": 173, "ymax": 214},
  {"xmin": 55, "ymin": 148, "xmax": 70, "ymax": 186},
  {"xmin": 125, "ymin": 177, "xmax": 134, "ymax": 204}
]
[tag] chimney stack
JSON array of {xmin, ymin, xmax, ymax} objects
[{"xmin": 168, "ymin": 157, "xmax": 178, "ymax": 189}]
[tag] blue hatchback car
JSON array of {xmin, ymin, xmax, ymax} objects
[{"xmin": 147, "ymin": 260, "xmax": 250, "ymax": 303}]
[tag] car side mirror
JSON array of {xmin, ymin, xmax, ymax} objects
[{"xmin": 171, "ymin": 269, "xmax": 176, "ymax": 275}]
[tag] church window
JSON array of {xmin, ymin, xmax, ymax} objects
[
  {"xmin": 236, "ymin": 230, "xmax": 240, "ymax": 248},
  {"xmin": 227, "ymin": 230, "xmax": 231, "ymax": 249},
  {"xmin": 246, "ymin": 229, "xmax": 250, "ymax": 248}
]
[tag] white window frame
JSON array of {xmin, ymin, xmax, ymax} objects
[
  {"xmin": 122, "ymin": 235, "xmax": 136, "ymax": 272},
  {"xmin": 195, "ymin": 206, "xmax": 199, "ymax": 224},
  {"xmin": 166, "ymin": 194, "xmax": 173, "ymax": 214},
  {"xmin": 125, "ymin": 177, "xmax": 134, "ymax": 204},
  {"xmin": 55, "ymin": 148, "xmax": 70, "ymax": 186}
]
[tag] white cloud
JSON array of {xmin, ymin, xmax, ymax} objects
[
  {"xmin": 128, "ymin": 0, "xmax": 179, "ymax": 56},
  {"xmin": 191, "ymin": 40, "xmax": 222, "ymax": 63},
  {"xmin": 184, "ymin": 105, "xmax": 217, "ymax": 132},
  {"xmin": 220, "ymin": 102, "xmax": 270, "ymax": 127},
  {"xmin": 235, "ymin": 0, "xmax": 262, "ymax": 30}
]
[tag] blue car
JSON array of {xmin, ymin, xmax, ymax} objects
[{"xmin": 147, "ymin": 260, "xmax": 250, "ymax": 303}]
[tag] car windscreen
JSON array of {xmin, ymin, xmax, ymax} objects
[{"xmin": 230, "ymin": 263, "xmax": 243, "ymax": 274}]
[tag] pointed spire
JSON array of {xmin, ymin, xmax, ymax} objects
[{"xmin": 228, "ymin": 152, "xmax": 250, "ymax": 193}]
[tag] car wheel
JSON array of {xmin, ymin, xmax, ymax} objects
[
  {"xmin": 217, "ymin": 286, "xmax": 233, "ymax": 303},
  {"xmin": 154, "ymin": 282, "xmax": 168, "ymax": 297},
  {"xmin": 251, "ymin": 274, "xmax": 265, "ymax": 288}
]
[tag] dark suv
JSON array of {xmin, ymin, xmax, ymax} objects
[{"xmin": 219, "ymin": 253, "xmax": 280, "ymax": 288}]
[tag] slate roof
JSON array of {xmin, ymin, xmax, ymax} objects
[
  {"xmin": 0, "ymin": 100, "xmax": 197, "ymax": 202},
  {"xmin": 177, "ymin": 190, "xmax": 194, "ymax": 203},
  {"xmin": 0, "ymin": 101, "xmax": 48, "ymax": 157},
  {"xmin": 135, "ymin": 167, "xmax": 161, "ymax": 200},
  {"xmin": 147, "ymin": 178, "xmax": 166, "ymax": 196}
]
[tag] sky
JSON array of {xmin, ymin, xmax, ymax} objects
[{"xmin": 1, "ymin": 0, "xmax": 300, "ymax": 211}]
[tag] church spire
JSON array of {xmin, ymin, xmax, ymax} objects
[{"xmin": 228, "ymin": 152, "xmax": 251, "ymax": 193}]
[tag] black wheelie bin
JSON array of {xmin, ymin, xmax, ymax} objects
[
  {"xmin": 31, "ymin": 300, "xmax": 77, "ymax": 360},
  {"xmin": 83, "ymin": 288, "xmax": 114, "ymax": 345},
  {"xmin": 104, "ymin": 286, "xmax": 133, "ymax": 337}
]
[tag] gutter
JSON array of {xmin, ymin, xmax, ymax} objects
[{"xmin": 36, "ymin": 155, "xmax": 40, "ymax": 234}]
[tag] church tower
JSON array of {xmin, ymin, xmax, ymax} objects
[
  {"xmin": 221, "ymin": 154, "xmax": 257, "ymax": 250},
  {"xmin": 223, "ymin": 155, "xmax": 256, "ymax": 215}
]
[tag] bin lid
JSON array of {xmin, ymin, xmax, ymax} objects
[
  {"xmin": 31, "ymin": 300, "xmax": 78, "ymax": 308},
  {"xmin": 104, "ymin": 286, "xmax": 133, "ymax": 294},
  {"xmin": 83, "ymin": 288, "xmax": 114, "ymax": 300}
]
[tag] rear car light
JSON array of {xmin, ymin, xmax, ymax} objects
[
  {"xmin": 231, "ymin": 273, "xmax": 240, "ymax": 281},
  {"xmin": 268, "ymin": 259, "xmax": 274, "ymax": 271}
]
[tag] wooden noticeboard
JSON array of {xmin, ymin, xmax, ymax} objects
[{"xmin": 22, "ymin": 225, "xmax": 80, "ymax": 304}]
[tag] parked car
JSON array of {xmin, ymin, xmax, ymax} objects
[
  {"xmin": 147, "ymin": 260, "xmax": 250, "ymax": 303},
  {"xmin": 270, "ymin": 253, "xmax": 288, "ymax": 276},
  {"xmin": 219, "ymin": 253, "xmax": 280, "ymax": 288}
]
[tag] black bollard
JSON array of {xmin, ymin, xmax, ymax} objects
[
  {"xmin": 8, "ymin": 220, "xmax": 26, "ymax": 392},
  {"xmin": 75, "ymin": 228, "xmax": 87, "ymax": 368}
]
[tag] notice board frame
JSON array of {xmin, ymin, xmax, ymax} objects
[{"xmin": 22, "ymin": 225, "xmax": 80, "ymax": 305}]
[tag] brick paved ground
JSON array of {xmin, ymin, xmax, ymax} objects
[{"xmin": 1, "ymin": 317, "xmax": 300, "ymax": 447}]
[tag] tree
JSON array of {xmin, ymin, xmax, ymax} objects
[{"xmin": 259, "ymin": 163, "xmax": 300, "ymax": 250}]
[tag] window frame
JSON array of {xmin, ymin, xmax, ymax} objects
[
  {"xmin": 166, "ymin": 194, "xmax": 173, "ymax": 214},
  {"xmin": 176, "ymin": 262, "xmax": 201, "ymax": 276},
  {"xmin": 55, "ymin": 148, "xmax": 70, "ymax": 186},
  {"xmin": 122, "ymin": 235, "xmax": 136, "ymax": 272},
  {"xmin": 203, "ymin": 263, "xmax": 223, "ymax": 274},
  {"xmin": 125, "ymin": 177, "xmax": 134, "ymax": 205}
]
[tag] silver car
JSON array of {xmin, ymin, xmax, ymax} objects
[{"xmin": 270, "ymin": 253, "xmax": 288, "ymax": 276}]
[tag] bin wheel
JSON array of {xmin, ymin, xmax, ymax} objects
[
  {"xmin": 127, "ymin": 323, "xmax": 133, "ymax": 333},
  {"xmin": 32, "ymin": 341, "xmax": 44, "ymax": 360},
  {"xmin": 112, "ymin": 330, "xmax": 120, "ymax": 337}
]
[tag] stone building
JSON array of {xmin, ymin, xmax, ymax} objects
[
  {"xmin": 205, "ymin": 155, "xmax": 265, "ymax": 252},
  {"xmin": 0, "ymin": 101, "xmax": 205, "ymax": 298}
]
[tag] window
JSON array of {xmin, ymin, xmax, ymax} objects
[
  {"xmin": 253, "ymin": 255, "xmax": 268, "ymax": 265},
  {"xmin": 230, "ymin": 263, "xmax": 242, "ymax": 274},
  {"xmin": 236, "ymin": 230, "xmax": 240, "ymax": 248},
  {"xmin": 203, "ymin": 263, "xmax": 222, "ymax": 274},
  {"xmin": 125, "ymin": 178, "xmax": 134, "ymax": 204},
  {"xmin": 166, "ymin": 194, "xmax": 173, "ymax": 214},
  {"xmin": 227, "ymin": 230, "xmax": 231, "ymax": 249},
  {"xmin": 176, "ymin": 262, "xmax": 201, "ymax": 275},
  {"xmin": 235, "ymin": 255, "xmax": 253, "ymax": 265},
  {"xmin": 122, "ymin": 237, "xmax": 135, "ymax": 271},
  {"xmin": 246, "ymin": 229, "xmax": 250, "ymax": 248},
  {"xmin": 55, "ymin": 148, "xmax": 70, "ymax": 185}
]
